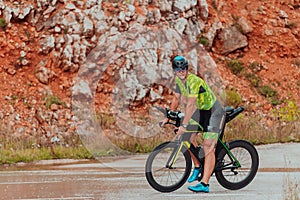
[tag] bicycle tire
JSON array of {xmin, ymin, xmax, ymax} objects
[
  {"xmin": 215, "ymin": 140, "xmax": 259, "ymax": 190},
  {"xmin": 145, "ymin": 141, "xmax": 192, "ymax": 192}
]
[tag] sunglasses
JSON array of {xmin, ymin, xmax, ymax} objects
[{"xmin": 174, "ymin": 67, "xmax": 187, "ymax": 72}]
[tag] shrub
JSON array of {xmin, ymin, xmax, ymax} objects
[
  {"xmin": 258, "ymin": 85, "xmax": 280, "ymax": 105},
  {"xmin": 225, "ymin": 89, "xmax": 243, "ymax": 107},
  {"xmin": 249, "ymin": 61, "xmax": 263, "ymax": 72},
  {"xmin": 44, "ymin": 95, "xmax": 65, "ymax": 109},
  {"xmin": 226, "ymin": 59, "xmax": 245, "ymax": 76},
  {"xmin": 0, "ymin": 18, "xmax": 6, "ymax": 30},
  {"xmin": 273, "ymin": 100, "xmax": 300, "ymax": 122},
  {"xmin": 258, "ymin": 85, "xmax": 277, "ymax": 98},
  {"xmin": 97, "ymin": 113, "xmax": 116, "ymax": 129},
  {"xmin": 245, "ymin": 73, "xmax": 261, "ymax": 87},
  {"xmin": 198, "ymin": 34, "xmax": 209, "ymax": 46}
]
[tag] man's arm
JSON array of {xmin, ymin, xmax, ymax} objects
[
  {"xmin": 170, "ymin": 93, "xmax": 180, "ymax": 110},
  {"xmin": 160, "ymin": 92, "xmax": 181, "ymax": 127},
  {"xmin": 182, "ymin": 96, "xmax": 197, "ymax": 125}
]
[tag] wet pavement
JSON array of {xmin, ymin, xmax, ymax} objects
[{"xmin": 0, "ymin": 143, "xmax": 299, "ymax": 200}]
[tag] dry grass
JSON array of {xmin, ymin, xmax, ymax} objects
[
  {"xmin": 284, "ymin": 173, "xmax": 300, "ymax": 200},
  {"xmin": 224, "ymin": 114, "xmax": 300, "ymax": 144},
  {"xmin": 0, "ymin": 107, "xmax": 299, "ymax": 164},
  {"xmin": 0, "ymin": 132, "xmax": 92, "ymax": 164}
]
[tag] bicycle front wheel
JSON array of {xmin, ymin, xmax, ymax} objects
[
  {"xmin": 145, "ymin": 141, "xmax": 192, "ymax": 192},
  {"xmin": 215, "ymin": 140, "xmax": 259, "ymax": 190}
]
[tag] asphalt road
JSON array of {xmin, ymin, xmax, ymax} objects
[{"xmin": 0, "ymin": 143, "xmax": 299, "ymax": 200}]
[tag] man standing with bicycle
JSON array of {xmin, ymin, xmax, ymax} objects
[{"xmin": 161, "ymin": 55, "xmax": 225, "ymax": 193}]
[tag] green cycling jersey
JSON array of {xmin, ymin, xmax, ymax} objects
[{"xmin": 175, "ymin": 73, "xmax": 216, "ymax": 110}]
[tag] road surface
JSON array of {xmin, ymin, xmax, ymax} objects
[{"xmin": 0, "ymin": 143, "xmax": 299, "ymax": 200}]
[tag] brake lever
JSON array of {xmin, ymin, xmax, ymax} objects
[
  {"xmin": 159, "ymin": 122, "xmax": 163, "ymax": 127},
  {"xmin": 174, "ymin": 128, "xmax": 178, "ymax": 134}
]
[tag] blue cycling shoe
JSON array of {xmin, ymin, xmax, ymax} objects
[
  {"xmin": 188, "ymin": 182, "xmax": 210, "ymax": 193},
  {"xmin": 187, "ymin": 167, "xmax": 201, "ymax": 183}
]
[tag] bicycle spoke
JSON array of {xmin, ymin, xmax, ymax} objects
[
  {"xmin": 150, "ymin": 145, "xmax": 187, "ymax": 187},
  {"xmin": 221, "ymin": 147, "xmax": 252, "ymax": 182}
]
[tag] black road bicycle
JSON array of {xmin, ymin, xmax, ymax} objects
[{"xmin": 145, "ymin": 106, "xmax": 259, "ymax": 192}]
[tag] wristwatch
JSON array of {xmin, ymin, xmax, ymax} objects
[{"xmin": 182, "ymin": 124, "xmax": 188, "ymax": 128}]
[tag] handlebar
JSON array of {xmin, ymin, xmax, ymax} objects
[
  {"xmin": 157, "ymin": 106, "xmax": 245, "ymax": 130},
  {"xmin": 164, "ymin": 108, "xmax": 184, "ymax": 128}
]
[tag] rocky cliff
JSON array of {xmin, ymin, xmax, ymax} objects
[{"xmin": 0, "ymin": 0, "xmax": 299, "ymax": 145}]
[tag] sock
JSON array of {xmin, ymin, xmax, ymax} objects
[{"xmin": 201, "ymin": 182, "xmax": 209, "ymax": 187}]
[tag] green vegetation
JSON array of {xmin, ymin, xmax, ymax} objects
[
  {"xmin": 245, "ymin": 73, "xmax": 261, "ymax": 87},
  {"xmin": 111, "ymin": 135, "xmax": 167, "ymax": 154},
  {"xmin": 123, "ymin": 0, "xmax": 133, "ymax": 4},
  {"xmin": 1, "ymin": 104, "xmax": 299, "ymax": 165},
  {"xmin": 225, "ymin": 59, "xmax": 245, "ymax": 76},
  {"xmin": 232, "ymin": 17, "xmax": 243, "ymax": 33},
  {"xmin": 249, "ymin": 61, "xmax": 262, "ymax": 72},
  {"xmin": 258, "ymin": 85, "xmax": 277, "ymax": 98},
  {"xmin": 198, "ymin": 34, "xmax": 209, "ymax": 46},
  {"xmin": 225, "ymin": 88, "xmax": 243, "ymax": 107},
  {"xmin": 97, "ymin": 112, "xmax": 116, "ymax": 128},
  {"xmin": 224, "ymin": 112, "xmax": 300, "ymax": 144},
  {"xmin": 273, "ymin": 100, "xmax": 300, "ymax": 122},
  {"xmin": 44, "ymin": 95, "xmax": 65, "ymax": 109},
  {"xmin": 0, "ymin": 18, "xmax": 6, "ymax": 30},
  {"xmin": 0, "ymin": 145, "xmax": 92, "ymax": 164},
  {"xmin": 0, "ymin": 133, "xmax": 93, "ymax": 164},
  {"xmin": 225, "ymin": 58, "xmax": 281, "ymax": 105},
  {"xmin": 285, "ymin": 21, "xmax": 297, "ymax": 29},
  {"xmin": 258, "ymin": 85, "xmax": 280, "ymax": 105}
]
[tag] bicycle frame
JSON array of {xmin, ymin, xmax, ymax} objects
[
  {"xmin": 164, "ymin": 107, "xmax": 245, "ymax": 172},
  {"xmin": 146, "ymin": 106, "xmax": 258, "ymax": 192}
]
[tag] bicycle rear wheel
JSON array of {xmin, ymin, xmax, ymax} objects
[
  {"xmin": 215, "ymin": 140, "xmax": 259, "ymax": 190},
  {"xmin": 145, "ymin": 141, "xmax": 192, "ymax": 192}
]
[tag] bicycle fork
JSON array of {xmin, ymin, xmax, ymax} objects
[{"xmin": 166, "ymin": 141, "xmax": 190, "ymax": 169}]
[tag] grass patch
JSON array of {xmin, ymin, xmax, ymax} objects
[
  {"xmin": 225, "ymin": 88, "xmax": 243, "ymax": 107},
  {"xmin": 258, "ymin": 85, "xmax": 280, "ymax": 105},
  {"xmin": 0, "ymin": 132, "xmax": 93, "ymax": 165},
  {"xmin": 198, "ymin": 33, "xmax": 209, "ymax": 46},
  {"xmin": 224, "ymin": 112, "xmax": 300, "ymax": 144},
  {"xmin": 226, "ymin": 59, "xmax": 245, "ymax": 76},
  {"xmin": 1, "ymin": 103, "xmax": 300, "ymax": 165},
  {"xmin": 273, "ymin": 100, "xmax": 300, "ymax": 122},
  {"xmin": 0, "ymin": 144, "xmax": 93, "ymax": 165},
  {"xmin": 97, "ymin": 112, "xmax": 116, "ymax": 128},
  {"xmin": 231, "ymin": 15, "xmax": 243, "ymax": 34},
  {"xmin": 249, "ymin": 61, "xmax": 263, "ymax": 72},
  {"xmin": 0, "ymin": 18, "xmax": 6, "ymax": 30},
  {"xmin": 43, "ymin": 95, "xmax": 65, "ymax": 109},
  {"xmin": 245, "ymin": 73, "xmax": 261, "ymax": 87}
]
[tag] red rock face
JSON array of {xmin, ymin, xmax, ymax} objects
[{"xmin": 0, "ymin": 0, "xmax": 299, "ymax": 141}]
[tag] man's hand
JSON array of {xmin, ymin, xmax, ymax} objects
[
  {"xmin": 177, "ymin": 126, "xmax": 186, "ymax": 135},
  {"xmin": 159, "ymin": 118, "xmax": 169, "ymax": 127}
]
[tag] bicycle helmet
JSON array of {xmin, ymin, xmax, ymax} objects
[{"xmin": 172, "ymin": 55, "xmax": 188, "ymax": 71}]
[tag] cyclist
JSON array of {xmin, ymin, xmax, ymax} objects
[{"xmin": 161, "ymin": 55, "xmax": 225, "ymax": 193}]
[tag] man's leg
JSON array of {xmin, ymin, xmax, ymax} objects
[
  {"xmin": 188, "ymin": 132, "xmax": 218, "ymax": 192},
  {"xmin": 201, "ymin": 137, "xmax": 217, "ymax": 184},
  {"xmin": 189, "ymin": 133, "xmax": 201, "ymax": 166},
  {"xmin": 187, "ymin": 133, "xmax": 202, "ymax": 183}
]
